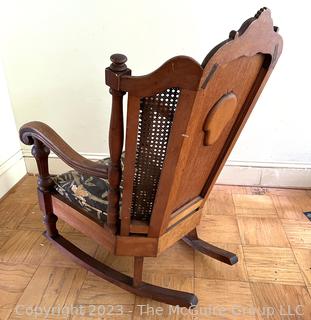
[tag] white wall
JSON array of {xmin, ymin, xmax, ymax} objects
[
  {"xmin": 0, "ymin": 0, "xmax": 310, "ymax": 187},
  {"xmin": 0, "ymin": 62, "xmax": 26, "ymax": 198}
]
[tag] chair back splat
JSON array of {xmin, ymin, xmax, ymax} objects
[{"xmin": 106, "ymin": 8, "xmax": 282, "ymax": 238}]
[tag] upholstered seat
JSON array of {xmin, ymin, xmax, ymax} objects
[{"xmin": 53, "ymin": 154, "xmax": 125, "ymax": 224}]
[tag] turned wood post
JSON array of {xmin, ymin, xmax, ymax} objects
[
  {"xmin": 32, "ymin": 139, "xmax": 59, "ymax": 238},
  {"xmin": 105, "ymin": 54, "xmax": 131, "ymax": 233}
]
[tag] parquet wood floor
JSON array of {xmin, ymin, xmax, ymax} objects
[{"xmin": 0, "ymin": 176, "xmax": 310, "ymax": 319}]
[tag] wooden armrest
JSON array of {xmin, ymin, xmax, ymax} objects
[{"xmin": 20, "ymin": 121, "xmax": 108, "ymax": 178}]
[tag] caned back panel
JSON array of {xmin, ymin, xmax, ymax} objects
[{"xmin": 130, "ymin": 88, "xmax": 181, "ymax": 221}]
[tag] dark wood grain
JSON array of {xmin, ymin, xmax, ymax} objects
[
  {"xmin": 183, "ymin": 229, "xmax": 238, "ymax": 265},
  {"xmin": 133, "ymin": 256, "xmax": 144, "ymax": 287},
  {"xmin": 32, "ymin": 139, "xmax": 59, "ymax": 238},
  {"xmin": 106, "ymin": 54, "xmax": 131, "ymax": 233},
  {"xmin": 20, "ymin": 121, "xmax": 108, "ymax": 178},
  {"xmin": 117, "ymin": 56, "xmax": 203, "ymax": 96}
]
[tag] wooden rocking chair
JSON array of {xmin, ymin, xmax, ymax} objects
[{"xmin": 19, "ymin": 8, "xmax": 282, "ymax": 307}]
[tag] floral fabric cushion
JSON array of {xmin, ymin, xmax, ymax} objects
[{"xmin": 53, "ymin": 153, "xmax": 125, "ymax": 224}]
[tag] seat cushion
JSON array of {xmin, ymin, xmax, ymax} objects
[{"xmin": 53, "ymin": 153, "xmax": 125, "ymax": 224}]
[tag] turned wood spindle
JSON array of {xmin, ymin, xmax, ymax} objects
[
  {"xmin": 32, "ymin": 139, "xmax": 59, "ymax": 238},
  {"xmin": 106, "ymin": 54, "xmax": 131, "ymax": 232}
]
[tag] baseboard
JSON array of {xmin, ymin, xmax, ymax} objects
[
  {"xmin": 217, "ymin": 164, "xmax": 311, "ymax": 188},
  {"xmin": 22, "ymin": 149, "xmax": 311, "ymax": 188},
  {"xmin": 0, "ymin": 151, "xmax": 27, "ymax": 199},
  {"xmin": 22, "ymin": 150, "xmax": 107, "ymax": 176}
]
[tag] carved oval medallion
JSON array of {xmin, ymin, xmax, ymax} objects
[{"xmin": 203, "ymin": 92, "xmax": 238, "ymax": 146}]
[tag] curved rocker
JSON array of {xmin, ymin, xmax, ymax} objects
[
  {"xmin": 183, "ymin": 229, "xmax": 238, "ymax": 266},
  {"xmin": 45, "ymin": 231, "xmax": 198, "ymax": 308}
]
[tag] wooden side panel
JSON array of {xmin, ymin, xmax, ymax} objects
[
  {"xmin": 115, "ymin": 236, "xmax": 158, "ymax": 257},
  {"xmin": 148, "ymin": 9, "xmax": 283, "ymax": 237},
  {"xmin": 172, "ymin": 54, "xmax": 266, "ymax": 209},
  {"xmin": 168, "ymin": 196, "xmax": 203, "ymax": 228},
  {"xmin": 158, "ymin": 209, "xmax": 202, "ymax": 254},
  {"xmin": 51, "ymin": 195, "xmax": 115, "ymax": 252}
]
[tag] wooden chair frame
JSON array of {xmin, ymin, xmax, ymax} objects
[{"xmin": 19, "ymin": 8, "xmax": 282, "ymax": 307}]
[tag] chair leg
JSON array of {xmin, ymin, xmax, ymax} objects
[
  {"xmin": 44, "ymin": 231, "xmax": 198, "ymax": 307},
  {"xmin": 32, "ymin": 138, "xmax": 59, "ymax": 238},
  {"xmin": 38, "ymin": 190, "xmax": 59, "ymax": 238},
  {"xmin": 182, "ymin": 228, "xmax": 238, "ymax": 265},
  {"xmin": 133, "ymin": 256, "xmax": 144, "ymax": 287}
]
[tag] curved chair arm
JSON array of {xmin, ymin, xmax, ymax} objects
[{"xmin": 20, "ymin": 121, "xmax": 108, "ymax": 178}]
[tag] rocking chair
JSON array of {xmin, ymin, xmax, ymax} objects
[{"xmin": 20, "ymin": 8, "xmax": 282, "ymax": 307}]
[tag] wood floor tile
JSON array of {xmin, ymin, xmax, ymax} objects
[
  {"xmin": 41, "ymin": 233, "xmax": 98, "ymax": 268},
  {"xmin": 237, "ymin": 217, "xmax": 290, "ymax": 247},
  {"xmin": 235, "ymin": 207, "xmax": 277, "ymax": 217},
  {"xmin": 133, "ymin": 273, "xmax": 193, "ymax": 320},
  {"xmin": 233, "ymin": 194, "xmax": 275, "ymax": 211},
  {"xmin": 250, "ymin": 282, "xmax": 311, "ymax": 320},
  {"xmin": 266, "ymin": 188, "xmax": 308, "ymax": 197},
  {"xmin": 0, "ymin": 202, "xmax": 36, "ymax": 229},
  {"xmin": 0, "ymin": 230, "xmax": 49, "ymax": 264},
  {"xmin": 243, "ymin": 247, "xmax": 304, "ymax": 285},
  {"xmin": 1, "ymin": 176, "xmax": 311, "ymax": 316},
  {"xmin": 16, "ymin": 204, "xmax": 44, "ymax": 231},
  {"xmin": 144, "ymin": 241, "xmax": 194, "ymax": 276},
  {"xmin": 195, "ymin": 243, "xmax": 248, "ymax": 281},
  {"xmin": 4, "ymin": 184, "xmax": 38, "ymax": 205},
  {"xmin": 0, "ymin": 263, "xmax": 36, "ymax": 308},
  {"xmin": 289, "ymin": 194, "xmax": 311, "ymax": 212},
  {"xmin": 10, "ymin": 311, "xmax": 69, "ymax": 319},
  {"xmin": 212, "ymin": 184, "xmax": 233, "ymax": 193},
  {"xmin": 17, "ymin": 175, "xmax": 37, "ymax": 187},
  {"xmin": 17, "ymin": 204, "xmax": 64, "ymax": 231},
  {"xmin": 293, "ymin": 248, "xmax": 311, "ymax": 287},
  {"xmin": 228, "ymin": 185, "xmax": 248, "ymax": 194},
  {"xmin": 198, "ymin": 215, "xmax": 241, "ymax": 244},
  {"xmin": 205, "ymin": 191, "xmax": 235, "ymax": 215},
  {"xmin": 212, "ymin": 184, "xmax": 249, "ymax": 194},
  {"xmin": 245, "ymin": 186, "xmax": 268, "ymax": 195},
  {"xmin": 281, "ymin": 219, "xmax": 311, "ymax": 249},
  {"xmin": 0, "ymin": 229, "xmax": 14, "ymax": 249},
  {"xmin": 0, "ymin": 308, "xmax": 12, "ymax": 320},
  {"xmin": 76, "ymin": 272, "xmax": 135, "ymax": 305},
  {"xmin": 17, "ymin": 265, "xmax": 87, "ymax": 309},
  {"xmin": 95, "ymin": 247, "xmax": 132, "ymax": 275},
  {"xmin": 195, "ymin": 279, "xmax": 256, "ymax": 319},
  {"xmin": 272, "ymin": 195, "xmax": 308, "ymax": 221},
  {"xmin": 70, "ymin": 305, "xmax": 134, "ymax": 320}
]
